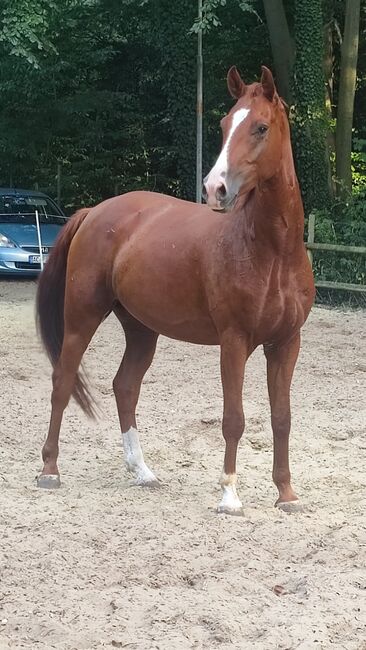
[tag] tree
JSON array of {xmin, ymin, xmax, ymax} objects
[
  {"xmin": 262, "ymin": 0, "xmax": 294, "ymax": 104},
  {"xmin": 291, "ymin": 0, "xmax": 331, "ymax": 214},
  {"xmin": 335, "ymin": 0, "xmax": 361, "ymax": 197}
]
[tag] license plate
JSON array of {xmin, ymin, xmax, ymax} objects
[{"xmin": 29, "ymin": 255, "xmax": 48, "ymax": 264}]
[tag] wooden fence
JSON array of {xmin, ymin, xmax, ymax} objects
[{"xmin": 306, "ymin": 212, "xmax": 366, "ymax": 294}]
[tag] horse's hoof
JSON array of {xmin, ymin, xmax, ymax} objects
[
  {"xmin": 217, "ymin": 505, "xmax": 244, "ymax": 517},
  {"xmin": 129, "ymin": 475, "xmax": 161, "ymax": 489},
  {"xmin": 138, "ymin": 478, "xmax": 161, "ymax": 489},
  {"xmin": 37, "ymin": 474, "xmax": 61, "ymax": 489},
  {"xmin": 276, "ymin": 500, "xmax": 303, "ymax": 513}
]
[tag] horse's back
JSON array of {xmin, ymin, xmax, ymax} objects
[{"xmin": 82, "ymin": 190, "xmax": 205, "ymax": 227}]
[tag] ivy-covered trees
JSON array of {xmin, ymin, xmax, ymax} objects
[
  {"xmin": 336, "ymin": 0, "xmax": 361, "ymax": 197},
  {"xmin": 291, "ymin": 0, "xmax": 331, "ymax": 214}
]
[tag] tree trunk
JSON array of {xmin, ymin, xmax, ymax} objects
[
  {"xmin": 291, "ymin": 0, "xmax": 331, "ymax": 215},
  {"xmin": 335, "ymin": 0, "xmax": 361, "ymax": 197},
  {"xmin": 262, "ymin": 0, "xmax": 294, "ymax": 104},
  {"xmin": 323, "ymin": 0, "xmax": 335, "ymax": 198}
]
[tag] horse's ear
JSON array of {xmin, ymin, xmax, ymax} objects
[
  {"xmin": 227, "ymin": 66, "xmax": 246, "ymax": 99},
  {"xmin": 261, "ymin": 66, "xmax": 277, "ymax": 102}
]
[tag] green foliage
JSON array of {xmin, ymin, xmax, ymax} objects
[
  {"xmin": 0, "ymin": 0, "xmax": 58, "ymax": 67},
  {"xmin": 191, "ymin": 0, "xmax": 258, "ymax": 34},
  {"xmin": 351, "ymin": 137, "xmax": 366, "ymax": 194}
]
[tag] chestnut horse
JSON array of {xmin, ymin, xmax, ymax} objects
[{"xmin": 36, "ymin": 66, "xmax": 315, "ymax": 515}]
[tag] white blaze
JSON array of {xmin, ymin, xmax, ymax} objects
[{"xmin": 205, "ymin": 108, "xmax": 250, "ymax": 189}]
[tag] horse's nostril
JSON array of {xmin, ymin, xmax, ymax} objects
[{"xmin": 216, "ymin": 183, "xmax": 227, "ymax": 201}]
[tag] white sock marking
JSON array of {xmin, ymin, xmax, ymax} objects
[
  {"xmin": 122, "ymin": 427, "xmax": 157, "ymax": 485},
  {"xmin": 218, "ymin": 472, "xmax": 243, "ymax": 512}
]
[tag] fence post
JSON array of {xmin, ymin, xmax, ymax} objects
[
  {"xmin": 57, "ymin": 162, "xmax": 62, "ymax": 207},
  {"xmin": 35, "ymin": 209, "xmax": 44, "ymax": 271},
  {"xmin": 307, "ymin": 212, "xmax": 315, "ymax": 267},
  {"xmin": 196, "ymin": 0, "xmax": 203, "ymax": 203}
]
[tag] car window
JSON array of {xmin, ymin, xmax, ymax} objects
[{"xmin": 0, "ymin": 195, "xmax": 67, "ymax": 225}]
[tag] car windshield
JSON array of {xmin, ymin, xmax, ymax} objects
[{"xmin": 0, "ymin": 195, "xmax": 67, "ymax": 225}]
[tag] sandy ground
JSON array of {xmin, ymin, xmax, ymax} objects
[{"xmin": 0, "ymin": 279, "xmax": 365, "ymax": 650}]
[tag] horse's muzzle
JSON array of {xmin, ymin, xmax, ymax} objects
[
  {"xmin": 202, "ymin": 177, "xmax": 231, "ymax": 211},
  {"xmin": 202, "ymin": 179, "xmax": 235, "ymax": 211}
]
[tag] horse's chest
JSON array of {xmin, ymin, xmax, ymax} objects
[
  {"xmin": 228, "ymin": 265, "xmax": 310, "ymax": 342},
  {"xmin": 260, "ymin": 292, "xmax": 303, "ymax": 339}
]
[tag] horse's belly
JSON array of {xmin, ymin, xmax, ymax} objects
[
  {"xmin": 137, "ymin": 311, "xmax": 219, "ymax": 345},
  {"xmin": 113, "ymin": 258, "xmax": 219, "ymax": 344},
  {"xmin": 119, "ymin": 297, "xmax": 219, "ymax": 344}
]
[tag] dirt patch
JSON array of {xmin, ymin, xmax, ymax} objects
[{"xmin": 1, "ymin": 279, "xmax": 366, "ymax": 649}]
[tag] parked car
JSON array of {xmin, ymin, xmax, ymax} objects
[{"xmin": 0, "ymin": 188, "xmax": 67, "ymax": 276}]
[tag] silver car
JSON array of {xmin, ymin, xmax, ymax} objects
[{"xmin": 0, "ymin": 188, "xmax": 67, "ymax": 276}]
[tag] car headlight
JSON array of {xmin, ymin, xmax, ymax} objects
[{"xmin": 0, "ymin": 234, "xmax": 16, "ymax": 248}]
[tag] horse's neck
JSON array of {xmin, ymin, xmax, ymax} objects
[{"xmin": 241, "ymin": 140, "xmax": 304, "ymax": 258}]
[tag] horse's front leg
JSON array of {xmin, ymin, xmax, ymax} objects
[
  {"xmin": 218, "ymin": 331, "xmax": 248, "ymax": 515},
  {"xmin": 264, "ymin": 332, "xmax": 301, "ymax": 511}
]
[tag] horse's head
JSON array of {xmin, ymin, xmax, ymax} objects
[{"xmin": 203, "ymin": 66, "xmax": 288, "ymax": 211}]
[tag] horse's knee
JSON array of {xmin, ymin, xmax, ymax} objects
[
  {"xmin": 271, "ymin": 413, "xmax": 290, "ymax": 438},
  {"xmin": 222, "ymin": 411, "xmax": 245, "ymax": 441}
]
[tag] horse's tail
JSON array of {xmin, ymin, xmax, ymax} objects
[{"xmin": 36, "ymin": 208, "xmax": 96, "ymax": 418}]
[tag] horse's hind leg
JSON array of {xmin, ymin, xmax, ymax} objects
[
  {"xmin": 38, "ymin": 291, "xmax": 111, "ymax": 489},
  {"xmin": 113, "ymin": 305, "xmax": 159, "ymax": 487}
]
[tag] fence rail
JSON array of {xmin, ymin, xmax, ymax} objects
[{"xmin": 306, "ymin": 212, "xmax": 366, "ymax": 294}]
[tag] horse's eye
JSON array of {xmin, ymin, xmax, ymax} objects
[{"xmin": 257, "ymin": 124, "xmax": 268, "ymax": 135}]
